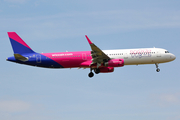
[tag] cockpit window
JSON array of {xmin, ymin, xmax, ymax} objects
[{"xmin": 165, "ymin": 51, "xmax": 169, "ymax": 53}]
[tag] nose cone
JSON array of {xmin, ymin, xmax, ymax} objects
[{"xmin": 170, "ymin": 54, "xmax": 176, "ymax": 61}]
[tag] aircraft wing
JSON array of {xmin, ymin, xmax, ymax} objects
[{"xmin": 85, "ymin": 35, "xmax": 110, "ymax": 67}]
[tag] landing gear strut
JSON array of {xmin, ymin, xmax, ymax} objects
[
  {"xmin": 155, "ymin": 63, "xmax": 160, "ymax": 72},
  {"xmin": 88, "ymin": 68, "xmax": 94, "ymax": 78},
  {"xmin": 94, "ymin": 68, "xmax": 100, "ymax": 74}
]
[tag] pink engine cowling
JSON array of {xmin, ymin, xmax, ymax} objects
[
  {"xmin": 104, "ymin": 59, "xmax": 124, "ymax": 67},
  {"xmin": 99, "ymin": 67, "xmax": 114, "ymax": 73}
]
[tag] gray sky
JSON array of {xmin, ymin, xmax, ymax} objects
[{"xmin": 0, "ymin": 0, "xmax": 180, "ymax": 120}]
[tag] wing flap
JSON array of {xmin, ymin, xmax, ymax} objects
[{"xmin": 85, "ymin": 35, "xmax": 110, "ymax": 67}]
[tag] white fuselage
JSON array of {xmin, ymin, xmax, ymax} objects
[{"xmin": 103, "ymin": 48, "xmax": 176, "ymax": 65}]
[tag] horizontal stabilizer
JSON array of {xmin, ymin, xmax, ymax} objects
[{"xmin": 14, "ymin": 53, "xmax": 29, "ymax": 61}]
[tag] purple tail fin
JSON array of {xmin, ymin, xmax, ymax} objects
[{"xmin": 8, "ymin": 32, "xmax": 35, "ymax": 54}]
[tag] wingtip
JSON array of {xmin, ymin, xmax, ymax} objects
[{"xmin": 85, "ymin": 35, "xmax": 93, "ymax": 44}]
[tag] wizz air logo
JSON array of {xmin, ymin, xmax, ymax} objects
[{"xmin": 130, "ymin": 49, "xmax": 152, "ymax": 58}]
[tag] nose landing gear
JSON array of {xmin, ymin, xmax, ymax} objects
[{"xmin": 155, "ymin": 63, "xmax": 160, "ymax": 72}]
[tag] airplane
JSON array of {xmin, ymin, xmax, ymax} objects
[{"xmin": 6, "ymin": 32, "xmax": 176, "ymax": 78}]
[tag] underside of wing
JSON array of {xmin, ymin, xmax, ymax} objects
[{"xmin": 85, "ymin": 35, "xmax": 110, "ymax": 67}]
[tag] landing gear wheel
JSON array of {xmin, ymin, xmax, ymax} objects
[
  {"xmin": 94, "ymin": 68, "xmax": 100, "ymax": 74},
  {"xmin": 155, "ymin": 63, "xmax": 160, "ymax": 72},
  {"xmin": 88, "ymin": 72, "xmax": 94, "ymax": 78},
  {"xmin": 156, "ymin": 68, "xmax": 160, "ymax": 72}
]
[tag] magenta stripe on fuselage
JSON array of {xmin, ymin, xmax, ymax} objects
[
  {"xmin": 41, "ymin": 51, "xmax": 92, "ymax": 68},
  {"xmin": 8, "ymin": 32, "xmax": 32, "ymax": 50}
]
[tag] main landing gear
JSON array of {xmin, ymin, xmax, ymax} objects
[
  {"xmin": 94, "ymin": 68, "xmax": 100, "ymax": 74},
  {"xmin": 88, "ymin": 68, "xmax": 100, "ymax": 78},
  {"xmin": 155, "ymin": 63, "xmax": 160, "ymax": 72},
  {"xmin": 88, "ymin": 68, "xmax": 94, "ymax": 78},
  {"xmin": 88, "ymin": 72, "xmax": 94, "ymax": 78}
]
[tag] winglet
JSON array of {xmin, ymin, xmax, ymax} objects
[{"xmin": 85, "ymin": 35, "xmax": 93, "ymax": 44}]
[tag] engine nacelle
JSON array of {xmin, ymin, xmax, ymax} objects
[
  {"xmin": 99, "ymin": 67, "xmax": 114, "ymax": 73},
  {"xmin": 104, "ymin": 59, "xmax": 124, "ymax": 67}
]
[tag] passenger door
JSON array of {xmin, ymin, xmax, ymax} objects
[{"xmin": 36, "ymin": 54, "xmax": 41, "ymax": 63}]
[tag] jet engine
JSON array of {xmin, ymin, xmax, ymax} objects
[
  {"xmin": 99, "ymin": 67, "xmax": 114, "ymax": 73},
  {"xmin": 104, "ymin": 59, "xmax": 124, "ymax": 67}
]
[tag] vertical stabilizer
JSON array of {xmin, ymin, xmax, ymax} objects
[{"xmin": 7, "ymin": 32, "xmax": 35, "ymax": 54}]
